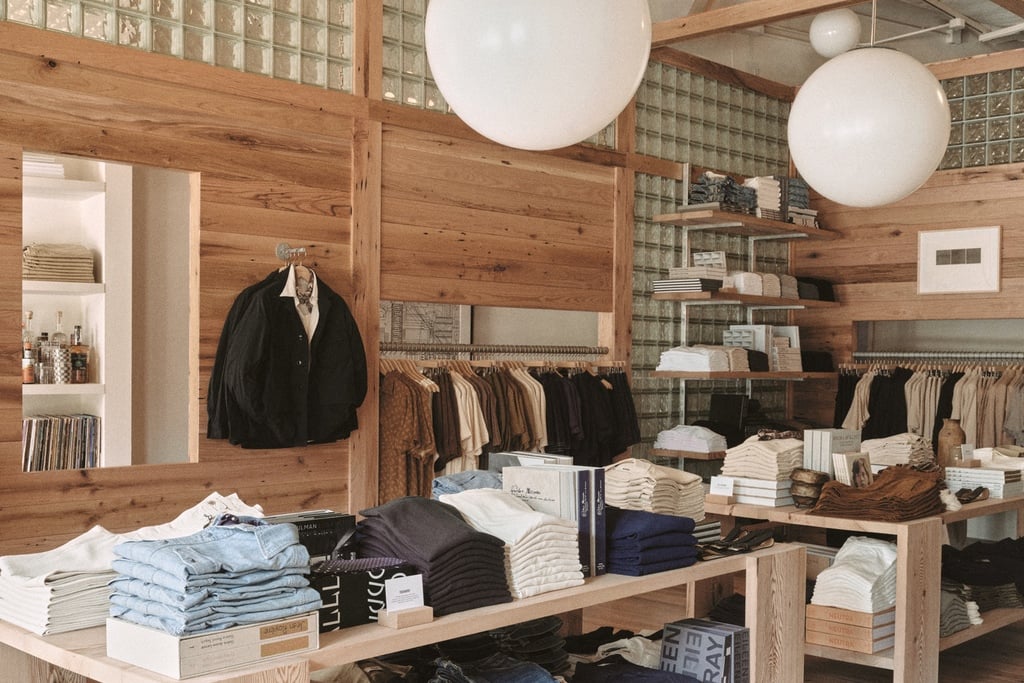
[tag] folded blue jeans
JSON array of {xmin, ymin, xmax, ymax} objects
[
  {"xmin": 430, "ymin": 652, "xmax": 557, "ymax": 683},
  {"xmin": 113, "ymin": 521, "xmax": 309, "ymax": 580}
]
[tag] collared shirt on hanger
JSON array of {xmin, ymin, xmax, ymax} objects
[{"xmin": 279, "ymin": 264, "xmax": 319, "ymax": 344}]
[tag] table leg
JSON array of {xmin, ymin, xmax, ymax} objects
[
  {"xmin": 893, "ymin": 518, "xmax": 943, "ymax": 683},
  {"xmin": 745, "ymin": 545, "xmax": 806, "ymax": 683}
]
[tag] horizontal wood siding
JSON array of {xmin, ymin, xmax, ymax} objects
[
  {"xmin": 0, "ymin": 23, "xmax": 358, "ymax": 554},
  {"xmin": 791, "ymin": 163, "xmax": 1024, "ymax": 427},
  {"xmin": 380, "ymin": 127, "xmax": 617, "ymax": 311}
]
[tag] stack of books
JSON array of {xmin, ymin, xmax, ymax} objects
[
  {"xmin": 660, "ymin": 618, "xmax": 750, "ymax": 683},
  {"xmin": 651, "ymin": 278, "xmax": 723, "ymax": 293},
  {"xmin": 802, "ymin": 428, "xmax": 861, "ymax": 477},
  {"xmin": 944, "ymin": 466, "xmax": 1023, "ymax": 499},
  {"xmin": 22, "ymin": 414, "xmax": 101, "ymax": 471},
  {"xmin": 711, "ymin": 476, "xmax": 794, "ymax": 507},
  {"xmin": 805, "ymin": 605, "xmax": 896, "ymax": 654}
]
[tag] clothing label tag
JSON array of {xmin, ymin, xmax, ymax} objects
[
  {"xmin": 385, "ymin": 574, "xmax": 424, "ymax": 612},
  {"xmin": 709, "ymin": 475, "xmax": 735, "ymax": 496}
]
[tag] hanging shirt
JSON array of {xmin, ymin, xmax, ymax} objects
[{"xmin": 279, "ymin": 264, "xmax": 319, "ymax": 344}]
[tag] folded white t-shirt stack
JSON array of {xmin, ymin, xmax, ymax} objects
[
  {"xmin": 656, "ymin": 346, "xmax": 730, "ymax": 372},
  {"xmin": 860, "ymin": 432, "xmax": 933, "ymax": 468},
  {"xmin": 810, "ymin": 536, "xmax": 898, "ymax": 614},
  {"xmin": 438, "ymin": 488, "xmax": 584, "ymax": 599},
  {"xmin": 723, "ymin": 271, "xmax": 763, "ymax": 295},
  {"xmin": 653, "ymin": 425, "xmax": 728, "ymax": 453},
  {"xmin": 720, "ymin": 435, "xmax": 804, "ymax": 480},
  {"xmin": 604, "ymin": 458, "xmax": 704, "ymax": 521}
]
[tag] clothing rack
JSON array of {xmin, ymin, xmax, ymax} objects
[
  {"xmin": 851, "ymin": 350, "xmax": 1024, "ymax": 364},
  {"xmin": 380, "ymin": 341, "xmax": 610, "ymax": 360}
]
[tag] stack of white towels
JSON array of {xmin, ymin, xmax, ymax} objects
[
  {"xmin": 761, "ymin": 273, "xmax": 782, "ymax": 298},
  {"xmin": 438, "ymin": 488, "xmax": 585, "ymax": 599},
  {"xmin": 604, "ymin": 458, "xmax": 704, "ymax": 521},
  {"xmin": 720, "ymin": 435, "xmax": 804, "ymax": 480},
  {"xmin": 0, "ymin": 493, "xmax": 264, "ymax": 635},
  {"xmin": 653, "ymin": 425, "xmax": 728, "ymax": 454},
  {"xmin": 810, "ymin": 537, "xmax": 898, "ymax": 614},
  {"xmin": 656, "ymin": 346, "xmax": 730, "ymax": 372},
  {"xmin": 22, "ymin": 242, "xmax": 96, "ymax": 283}
]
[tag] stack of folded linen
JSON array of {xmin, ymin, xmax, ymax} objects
[
  {"xmin": 779, "ymin": 273, "xmax": 800, "ymax": 299},
  {"xmin": 861, "ymin": 432, "xmax": 934, "ymax": 469},
  {"xmin": 720, "ymin": 435, "xmax": 804, "ymax": 480},
  {"xmin": 605, "ymin": 507, "xmax": 699, "ymax": 576},
  {"xmin": 810, "ymin": 536, "xmax": 898, "ymax": 614},
  {"xmin": 438, "ymin": 488, "xmax": 584, "ymax": 599},
  {"xmin": 22, "ymin": 243, "xmax": 95, "ymax": 282},
  {"xmin": 0, "ymin": 492, "xmax": 264, "ymax": 635},
  {"xmin": 723, "ymin": 271, "xmax": 763, "ymax": 295},
  {"xmin": 761, "ymin": 273, "xmax": 782, "ymax": 298},
  {"xmin": 656, "ymin": 346, "xmax": 730, "ymax": 372},
  {"xmin": 109, "ymin": 514, "xmax": 321, "ymax": 635},
  {"xmin": 743, "ymin": 176, "xmax": 783, "ymax": 220},
  {"xmin": 604, "ymin": 458, "xmax": 704, "ymax": 521},
  {"xmin": 652, "ymin": 424, "xmax": 728, "ymax": 453},
  {"xmin": 356, "ymin": 496, "xmax": 511, "ymax": 615}
]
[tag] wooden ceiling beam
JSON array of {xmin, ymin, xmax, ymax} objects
[
  {"xmin": 652, "ymin": 0, "xmax": 866, "ymax": 47},
  {"xmin": 988, "ymin": 0, "xmax": 1024, "ymax": 20}
]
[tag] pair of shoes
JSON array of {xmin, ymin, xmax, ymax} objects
[
  {"xmin": 699, "ymin": 527, "xmax": 775, "ymax": 560},
  {"xmin": 954, "ymin": 486, "xmax": 990, "ymax": 504}
]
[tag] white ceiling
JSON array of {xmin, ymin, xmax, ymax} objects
[{"xmin": 649, "ymin": 0, "xmax": 1024, "ymax": 85}]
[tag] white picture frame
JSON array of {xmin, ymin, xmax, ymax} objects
[{"xmin": 917, "ymin": 226, "xmax": 1001, "ymax": 294}]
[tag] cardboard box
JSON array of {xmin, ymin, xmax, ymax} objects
[
  {"xmin": 310, "ymin": 558, "xmax": 419, "ymax": 632},
  {"xmin": 660, "ymin": 617, "xmax": 750, "ymax": 683},
  {"xmin": 106, "ymin": 612, "xmax": 318, "ymax": 679}
]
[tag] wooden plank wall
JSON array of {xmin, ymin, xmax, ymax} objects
[
  {"xmin": 791, "ymin": 161, "xmax": 1024, "ymax": 426},
  {"xmin": 380, "ymin": 126, "xmax": 617, "ymax": 311},
  {"xmin": 0, "ymin": 23, "xmax": 364, "ymax": 554}
]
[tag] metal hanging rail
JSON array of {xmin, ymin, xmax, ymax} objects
[
  {"xmin": 380, "ymin": 342, "xmax": 609, "ymax": 358},
  {"xmin": 852, "ymin": 350, "xmax": 1024, "ymax": 364}
]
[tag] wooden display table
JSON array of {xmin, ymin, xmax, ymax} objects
[
  {"xmin": 0, "ymin": 543, "xmax": 806, "ymax": 683},
  {"xmin": 705, "ymin": 495, "xmax": 1024, "ymax": 683}
]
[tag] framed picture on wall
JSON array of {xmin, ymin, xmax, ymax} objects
[{"xmin": 917, "ymin": 226, "xmax": 1001, "ymax": 294}]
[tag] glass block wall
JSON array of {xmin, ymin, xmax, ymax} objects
[
  {"xmin": 2, "ymin": 0, "xmax": 355, "ymax": 89},
  {"xmin": 631, "ymin": 60, "xmax": 793, "ymax": 461},
  {"xmin": 940, "ymin": 69, "xmax": 1024, "ymax": 170}
]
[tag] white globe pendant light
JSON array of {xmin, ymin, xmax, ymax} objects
[
  {"xmin": 424, "ymin": 0, "xmax": 652, "ymax": 151},
  {"xmin": 788, "ymin": 47, "xmax": 950, "ymax": 208},
  {"xmin": 809, "ymin": 8, "xmax": 861, "ymax": 58}
]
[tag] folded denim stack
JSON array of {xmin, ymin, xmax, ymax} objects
[
  {"xmin": 604, "ymin": 458, "xmax": 705, "ymax": 520},
  {"xmin": 810, "ymin": 536, "xmax": 898, "ymax": 614},
  {"xmin": 605, "ymin": 507, "xmax": 698, "ymax": 576},
  {"xmin": 356, "ymin": 496, "xmax": 511, "ymax": 616},
  {"xmin": 720, "ymin": 435, "xmax": 804, "ymax": 480},
  {"xmin": 490, "ymin": 615, "xmax": 571, "ymax": 675},
  {"xmin": 437, "ymin": 489, "xmax": 584, "ymax": 599},
  {"xmin": 0, "ymin": 492, "xmax": 264, "ymax": 635},
  {"xmin": 110, "ymin": 513, "xmax": 320, "ymax": 636}
]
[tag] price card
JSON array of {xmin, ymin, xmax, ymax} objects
[
  {"xmin": 709, "ymin": 475, "xmax": 735, "ymax": 496},
  {"xmin": 385, "ymin": 574, "xmax": 424, "ymax": 613}
]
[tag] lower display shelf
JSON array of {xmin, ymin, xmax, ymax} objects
[
  {"xmin": 0, "ymin": 544, "xmax": 806, "ymax": 683},
  {"xmin": 938, "ymin": 606, "xmax": 1024, "ymax": 650},
  {"xmin": 804, "ymin": 642, "xmax": 895, "ymax": 670}
]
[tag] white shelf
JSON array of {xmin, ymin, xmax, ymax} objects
[
  {"xmin": 23, "ymin": 281, "xmax": 105, "ymax": 296},
  {"xmin": 23, "ymin": 383, "xmax": 104, "ymax": 396},
  {"xmin": 23, "ymin": 176, "xmax": 105, "ymax": 199}
]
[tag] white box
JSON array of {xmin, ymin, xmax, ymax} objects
[
  {"xmin": 106, "ymin": 611, "xmax": 318, "ymax": 679},
  {"xmin": 803, "ymin": 429, "xmax": 861, "ymax": 476}
]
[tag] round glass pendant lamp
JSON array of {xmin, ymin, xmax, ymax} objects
[
  {"xmin": 809, "ymin": 8, "xmax": 861, "ymax": 58},
  {"xmin": 424, "ymin": 0, "xmax": 652, "ymax": 151},
  {"xmin": 788, "ymin": 47, "xmax": 951, "ymax": 208}
]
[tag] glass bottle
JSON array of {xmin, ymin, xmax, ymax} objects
[
  {"xmin": 51, "ymin": 310, "xmax": 68, "ymax": 348},
  {"xmin": 21, "ymin": 311, "xmax": 35, "ymax": 384},
  {"xmin": 70, "ymin": 325, "xmax": 91, "ymax": 384}
]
